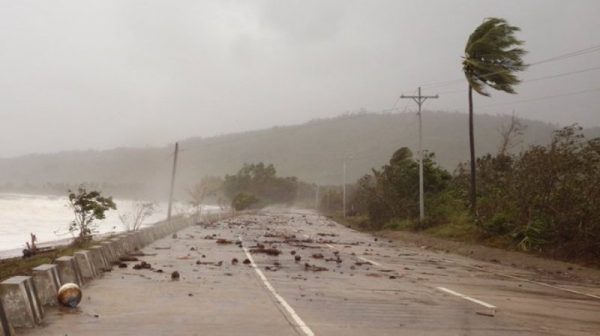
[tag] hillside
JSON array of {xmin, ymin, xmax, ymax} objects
[{"xmin": 1, "ymin": 112, "xmax": 598, "ymax": 198}]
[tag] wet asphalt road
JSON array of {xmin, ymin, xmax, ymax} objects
[{"xmin": 22, "ymin": 210, "xmax": 600, "ymax": 335}]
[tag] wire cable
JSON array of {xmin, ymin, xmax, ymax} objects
[{"xmin": 416, "ymin": 42, "xmax": 600, "ymax": 90}]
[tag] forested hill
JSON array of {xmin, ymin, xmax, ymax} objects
[{"xmin": 1, "ymin": 112, "xmax": 598, "ymax": 197}]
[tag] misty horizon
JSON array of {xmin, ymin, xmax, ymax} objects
[{"xmin": 0, "ymin": 109, "xmax": 594, "ymax": 159}]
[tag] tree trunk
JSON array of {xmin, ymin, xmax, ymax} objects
[{"xmin": 468, "ymin": 85, "xmax": 477, "ymax": 211}]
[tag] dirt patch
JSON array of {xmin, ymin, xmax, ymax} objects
[
  {"xmin": 304, "ymin": 263, "xmax": 328, "ymax": 272},
  {"xmin": 381, "ymin": 230, "xmax": 600, "ymax": 285},
  {"xmin": 249, "ymin": 247, "xmax": 281, "ymax": 256},
  {"xmin": 317, "ymin": 233, "xmax": 338, "ymax": 237}
]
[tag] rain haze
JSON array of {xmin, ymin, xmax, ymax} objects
[
  {"xmin": 2, "ymin": 2, "xmax": 600, "ymax": 335},
  {"xmin": 1, "ymin": 0, "xmax": 599, "ymax": 157}
]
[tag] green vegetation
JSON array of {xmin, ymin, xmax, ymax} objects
[
  {"xmin": 231, "ymin": 192, "xmax": 260, "ymax": 211},
  {"xmin": 68, "ymin": 187, "xmax": 116, "ymax": 243},
  {"xmin": 0, "ymin": 241, "xmax": 95, "ymax": 282},
  {"xmin": 188, "ymin": 162, "xmax": 311, "ymax": 211},
  {"xmin": 463, "ymin": 17, "xmax": 528, "ymax": 210},
  {"xmin": 334, "ymin": 125, "xmax": 600, "ymax": 263},
  {"xmin": 223, "ymin": 163, "xmax": 299, "ymax": 208},
  {"xmin": 351, "ymin": 147, "xmax": 452, "ymax": 228}
]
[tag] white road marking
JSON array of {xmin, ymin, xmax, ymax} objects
[
  {"xmin": 436, "ymin": 287, "xmax": 496, "ymax": 316},
  {"xmin": 445, "ymin": 259, "xmax": 600, "ymax": 301},
  {"xmin": 241, "ymin": 244, "xmax": 315, "ymax": 336},
  {"xmin": 496, "ymin": 272, "xmax": 600, "ymax": 301},
  {"xmin": 357, "ymin": 256, "xmax": 382, "ymax": 267}
]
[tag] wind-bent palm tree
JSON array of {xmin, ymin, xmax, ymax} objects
[{"xmin": 463, "ymin": 17, "xmax": 527, "ymax": 211}]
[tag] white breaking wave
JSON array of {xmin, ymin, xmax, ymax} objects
[{"xmin": 0, "ymin": 193, "xmax": 219, "ymax": 253}]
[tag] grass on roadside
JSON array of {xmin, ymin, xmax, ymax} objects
[{"xmin": 0, "ymin": 241, "xmax": 97, "ymax": 282}]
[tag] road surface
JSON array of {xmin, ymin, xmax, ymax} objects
[{"xmin": 23, "ymin": 210, "xmax": 600, "ymax": 335}]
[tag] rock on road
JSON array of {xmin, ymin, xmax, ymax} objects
[{"xmin": 22, "ymin": 210, "xmax": 600, "ymax": 335}]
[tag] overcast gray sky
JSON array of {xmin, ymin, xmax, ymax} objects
[{"xmin": 1, "ymin": 0, "xmax": 599, "ymax": 157}]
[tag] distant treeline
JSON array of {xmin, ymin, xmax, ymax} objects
[
  {"xmin": 187, "ymin": 162, "xmax": 315, "ymax": 212},
  {"xmin": 2, "ymin": 112, "xmax": 598, "ymax": 196},
  {"xmin": 321, "ymin": 125, "xmax": 600, "ymax": 263}
]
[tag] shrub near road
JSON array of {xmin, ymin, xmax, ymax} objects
[
  {"xmin": 460, "ymin": 125, "xmax": 600, "ymax": 260},
  {"xmin": 346, "ymin": 125, "xmax": 600, "ymax": 264}
]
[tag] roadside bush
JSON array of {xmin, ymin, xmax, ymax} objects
[
  {"xmin": 458, "ymin": 125, "xmax": 600, "ymax": 259},
  {"xmin": 231, "ymin": 192, "xmax": 260, "ymax": 211},
  {"xmin": 352, "ymin": 147, "xmax": 452, "ymax": 229}
]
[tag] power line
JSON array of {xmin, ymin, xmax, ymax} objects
[
  {"xmin": 442, "ymin": 88, "xmax": 600, "ymax": 111},
  {"xmin": 529, "ymin": 44, "xmax": 600, "ymax": 66},
  {"xmin": 478, "ymin": 88, "xmax": 600, "ymax": 109},
  {"xmin": 447, "ymin": 87, "xmax": 600, "ymax": 111},
  {"xmin": 435, "ymin": 65, "xmax": 600, "ymax": 96},
  {"xmin": 417, "ymin": 42, "xmax": 600, "ymax": 90},
  {"xmin": 521, "ymin": 65, "xmax": 600, "ymax": 83}
]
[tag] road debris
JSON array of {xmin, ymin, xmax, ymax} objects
[
  {"xmin": 304, "ymin": 263, "xmax": 328, "ymax": 272},
  {"xmin": 133, "ymin": 261, "xmax": 152, "ymax": 270},
  {"xmin": 249, "ymin": 247, "xmax": 282, "ymax": 256},
  {"xmin": 58, "ymin": 283, "xmax": 82, "ymax": 308}
]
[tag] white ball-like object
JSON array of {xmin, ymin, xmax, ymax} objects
[{"xmin": 57, "ymin": 283, "xmax": 82, "ymax": 308}]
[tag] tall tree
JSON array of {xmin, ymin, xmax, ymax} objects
[{"xmin": 463, "ymin": 17, "xmax": 527, "ymax": 211}]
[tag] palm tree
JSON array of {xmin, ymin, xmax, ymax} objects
[{"xmin": 463, "ymin": 17, "xmax": 527, "ymax": 211}]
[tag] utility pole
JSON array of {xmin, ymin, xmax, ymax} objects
[
  {"xmin": 342, "ymin": 155, "xmax": 352, "ymax": 217},
  {"xmin": 400, "ymin": 87, "xmax": 438, "ymax": 222},
  {"xmin": 342, "ymin": 160, "xmax": 347, "ymax": 217},
  {"xmin": 315, "ymin": 184, "xmax": 320, "ymax": 210},
  {"xmin": 167, "ymin": 142, "xmax": 179, "ymax": 224}
]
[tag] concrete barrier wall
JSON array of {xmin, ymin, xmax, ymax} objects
[
  {"xmin": 0, "ymin": 299, "xmax": 14, "ymax": 336},
  {"xmin": 73, "ymin": 251, "xmax": 96, "ymax": 282},
  {"xmin": 31, "ymin": 265, "xmax": 60, "ymax": 306},
  {"xmin": 54, "ymin": 256, "xmax": 83, "ymax": 286},
  {"xmin": 88, "ymin": 246, "xmax": 110, "ymax": 273},
  {"xmin": 0, "ymin": 276, "xmax": 43, "ymax": 328},
  {"xmin": 0, "ymin": 216, "xmax": 197, "ymax": 333}
]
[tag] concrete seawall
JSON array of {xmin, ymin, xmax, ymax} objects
[{"xmin": 0, "ymin": 216, "xmax": 194, "ymax": 334}]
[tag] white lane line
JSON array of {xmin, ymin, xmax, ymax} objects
[
  {"xmin": 445, "ymin": 259, "xmax": 600, "ymax": 301},
  {"xmin": 436, "ymin": 287, "xmax": 496, "ymax": 316},
  {"xmin": 357, "ymin": 256, "xmax": 381, "ymax": 267},
  {"xmin": 241, "ymin": 245, "xmax": 315, "ymax": 336},
  {"xmin": 494, "ymin": 272, "xmax": 600, "ymax": 301}
]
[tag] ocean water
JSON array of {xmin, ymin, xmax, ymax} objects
[{"xmin": 0, "ymin": 193, "xmax": 218, "ymax": 254}]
